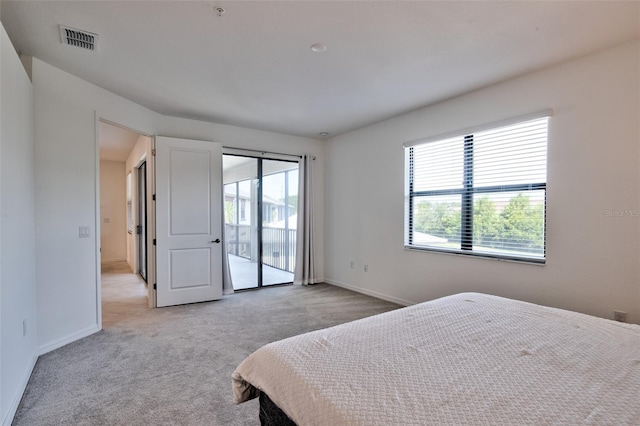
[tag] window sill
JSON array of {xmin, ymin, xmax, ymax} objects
[{"xmin": 404, "ymin": 245, "xmax": 546, "ymax": 265}]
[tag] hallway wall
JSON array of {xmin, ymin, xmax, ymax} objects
[
  {"xmin": 0, "ymin": 23, "xmax": 37, "ymax": 425},
  {"xmin": 99, "ymin": 160, "xmax": 127, "ymax": 263}
]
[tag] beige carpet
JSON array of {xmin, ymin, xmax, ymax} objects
[
  {"xmin": 13, "ymin": 263, "xmax": 399, "ymax": 425},
  {"xmin": 101, "ymin": 261, "xmax": 149, "ymax": 328}
]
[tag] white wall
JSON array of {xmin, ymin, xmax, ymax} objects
[
  {"xmin": 0, "ymin": 24, "xmax": 37, "ymax": 425},
  {"xmin": 99, "ymin": 160, "xmax": 127, "ymax": 263},
  {"xmin": 32, "ymin": 58, "xmax": 325, "ymax": 353},
  {"xmin": 325, "ymin": 40, "xmax": 640, "ymax": 324}
]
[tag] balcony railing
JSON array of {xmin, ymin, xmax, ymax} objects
[
  {"xmin": 262, "ymin": 226, "xmax": 296, "ymax": 273},
  {"xmin": 225, "ymin": 223, "xmax": 252, "ymax": 259},
  {"xmin": 224, "ymin": 223, "xmax": 296, "ymax": 273}
]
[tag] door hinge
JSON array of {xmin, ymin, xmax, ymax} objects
[
  {"xmin": 153, "ymin": 283, "xmax": 157, "ymax": 290},
  {"xmin": 152, "ymin": 194, "xmax": 156, "ymax": 201},
  {"xmin": 153, "ymin": 239, "xmax": 156, "ymax": 245},
  {"xmin": 136, "ymin": 225, "xmax": 142, "ymax": 234},
  {"xmin": 151, "ymin": 148, "xmax": 156, "ymax": 156}
]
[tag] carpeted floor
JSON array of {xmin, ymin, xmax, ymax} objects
[{"xmin": 12, "ymin": 263, "xmax": 399, "ymax": 425}]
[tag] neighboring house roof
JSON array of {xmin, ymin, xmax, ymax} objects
[
  {"xmin": 271, "ymin": 214, "xmax": 297, "ymax": 230},
  {"xmin": 224, "ymin": 184, "xmax": 294, "ymax": 208}
]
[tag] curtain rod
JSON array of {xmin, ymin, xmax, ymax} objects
[{"xmin": 222, "ymin": 146, "xmax": 315, "ymax": 160}]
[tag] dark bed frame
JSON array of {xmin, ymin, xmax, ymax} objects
[{"xmin": 259, "ymin": 392, "xmax": 297, "ymax": 426}]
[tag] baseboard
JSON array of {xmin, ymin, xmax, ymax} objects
[
  {"xmin": 324, "ymin": 278, "xmax": 414, "ymax": 307},
  {"xmin": 38, "ymin": 324, "xmax": 100, "ymax": 356},
  {"xmin": 2, "ymin": 353, "xmax": 38, "ymax": 426}
]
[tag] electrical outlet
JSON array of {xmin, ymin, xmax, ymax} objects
[
  {"xmin": 350, "ymin": 261, "xmax": 355, "ymax": 269},
  {"xmin": 614, "ymin": 311, "xmax": 627, "ymax": 323},
  {"xmin": 364, "ymin": 264, "xmax": 368, "ymax": 272}
]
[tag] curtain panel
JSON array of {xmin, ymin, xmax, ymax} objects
[{"xmin": 294, "ymin": 155, "xmax": 317, "ymax": 285}]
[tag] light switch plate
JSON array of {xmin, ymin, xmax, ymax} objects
[{"xmin": 79, "ymin": 226, "xmax": 90, "ymax": 238}]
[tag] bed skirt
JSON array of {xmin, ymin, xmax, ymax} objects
[{"xmin": 259, "ymin": 392, "xmax": 297, "ymax": 426}]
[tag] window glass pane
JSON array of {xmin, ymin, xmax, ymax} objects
[
  {"xmin": 262, "ymin": 172, "xmax": 284, "ymax": 225},
  {"xmin": 223, "ymin": 155, "xmax": 260, "ymax": 289},
  {"xmin": 411, "ymin": 195, "xmax": 461, "ymax": 248},
  {"xmin": 262, "ymin": 160, "xmax": 298, "ymax": 285},
  {"xmin": 234, "ymin": 180, "xmax": 254, "ymax": 260},
  {"xmin": 474, "ymin": 118, "xmax": 548, "ymax": 187},
  {"xmin": 288, "ymin": 169, "xmax": 299, "ymax": 219},
  {"xmin": 412, "ymin": 136, "xmax": 464, "ymax": 191},
  {"xmin": 405, "ymin": 115, "xmax": 548, "ymax": 262},
  {"xmin": 238, "ymin": 179, "xmax": 252, "ymax": 225},
  {"xmin": 472, "ymin": 190, "xmax": 545, "ymax": 258},
  {"xmin": 224, "ymin": 183, "xmax": 237, "ymax": 224}
]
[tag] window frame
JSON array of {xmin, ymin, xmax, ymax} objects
[{"xmin": 404, "ymin": 111, "xmax": 551, "ymax": 264}]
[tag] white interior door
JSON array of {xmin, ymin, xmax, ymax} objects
[{"xmin": 155, "ymin": 136, "xmax": 223, "ymax": 307}]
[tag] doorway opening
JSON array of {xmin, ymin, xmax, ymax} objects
[
  {"xmin": 98, "ymin": 120, "xmax": 153, "ymax": 326},
  {"xmin": 101, "ymin": 261, "xmax": 147, "ymax": 327},
  {"xmin": 223, "ymin": 154, "xmax": 299, "ymax": 290}
]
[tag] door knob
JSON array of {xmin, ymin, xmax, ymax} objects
[{"xmin": 211, "ymin": 238, "xmax": 221, "ymax": 243}]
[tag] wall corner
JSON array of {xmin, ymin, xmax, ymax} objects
[{"xmin": 19, "ymin": 54, "xmax": 32, "ymax": 82}]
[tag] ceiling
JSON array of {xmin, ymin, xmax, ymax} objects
[{"xmin": 2, "ymin": 1, "xmax": 639, "ymax": 139}]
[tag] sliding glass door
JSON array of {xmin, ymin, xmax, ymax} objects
[
  {"xmin": 223, "ymin": 155, "xmax": 298, "ymax": 289},
  {"xmin": 261, "ymin": 160, "xmax": 298, "ymax": 286}
]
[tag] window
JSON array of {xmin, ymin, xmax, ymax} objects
[{"xmin": 404, "ymin": 113, "xmax": 549, "ymax": 263}]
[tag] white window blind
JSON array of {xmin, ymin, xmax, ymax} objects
[{"xmin": 405, "ymin": 114, "xmax": 549, "ymax": 263}]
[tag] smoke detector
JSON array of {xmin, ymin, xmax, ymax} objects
[{"xmin": 59, "ymin": 25, "xmax": 98, "ymax": 51}]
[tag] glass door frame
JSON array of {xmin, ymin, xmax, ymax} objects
[
  {"xmin": 223, "ymin": 153, "xmax": 298, "ymax": 289},
  {"xmin": 137, "ymin": 161, "xmax": 147, "ymax": 282}
]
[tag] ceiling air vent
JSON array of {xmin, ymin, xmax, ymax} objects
[{"xmin": 59, "ymin": 25, "xmax": 98, "ymax": 51}]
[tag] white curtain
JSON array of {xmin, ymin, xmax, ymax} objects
[{"xmin": 294, "ymin": 154, "xmax": 317, "ymax": 285}]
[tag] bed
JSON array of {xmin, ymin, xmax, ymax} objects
[{"xmin": 232, "ymin": 292, "xmax": 640, "ymax": 425}]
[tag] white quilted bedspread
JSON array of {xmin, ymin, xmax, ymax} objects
[{"xmin": 232, "ymin": 293, "xmax": 640, "ymax": 425}]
